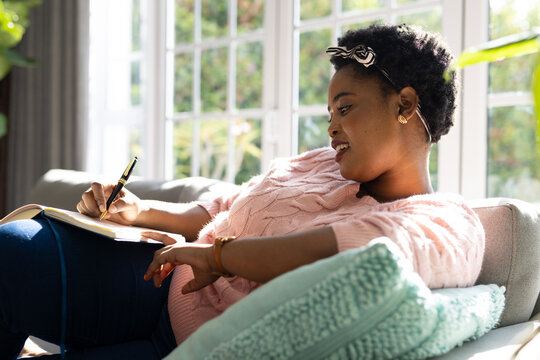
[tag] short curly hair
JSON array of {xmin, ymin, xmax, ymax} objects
[{"xmin": 330, "ymin": 24, "xmax": 458, "ymax": 143}]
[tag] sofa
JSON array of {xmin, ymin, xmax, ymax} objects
[{"xmin": 21, "ymin": 168, "xmax": 540, "ymax": 359}]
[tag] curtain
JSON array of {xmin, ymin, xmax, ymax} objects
[{"xmin": 6, "ymin": 0, "xmax": 89, "ymax": 212}]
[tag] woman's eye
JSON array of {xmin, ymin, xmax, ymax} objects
[
  {"xmin": 338, "ymin": 105, "xmax": 351, "ymax": 115},
  {"xmin": 327, "ymin": 105, "xmax": 352, "ymax": 122}
]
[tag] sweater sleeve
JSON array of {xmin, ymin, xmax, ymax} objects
[{"xmin": 331, "ymin": 195, "xmax": 485, "ymax": 289}]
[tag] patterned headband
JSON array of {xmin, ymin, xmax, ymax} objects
[
  {"xmin": 326, "ymin": 44, "xmax": 432, "ymax": 143},
  {"xmin": 326, "ymin": 44, "xmax": 376, "ymax": 67}
]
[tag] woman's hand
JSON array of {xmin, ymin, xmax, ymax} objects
[
  {"xmin": 142, "ymin": 231, "xmax": 219, "ymax": 294},
  {"xmin": 76, "ymin": 182, "xmax": 143, "ymax": 225}
]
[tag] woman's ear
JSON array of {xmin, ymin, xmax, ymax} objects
[{"xmin": 398, "ymin": 86, "xmax": 419, "ymax": 120}]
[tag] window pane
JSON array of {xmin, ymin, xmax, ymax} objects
[
  {"xmin": 234, "ymin": 118, "xmax": 261, "ymax": 184},
  {"xmin": 130, "ymin": 60, "xmax": 141, "ymax": 106},
  {"xmin": 299, "ymin": 28, "xmax": 332, "ymax": 106},
  {"xmin": 200, "ymin": 120, "xmax": 229, "ymax": 180},
  {"xmin": 429, "ymin": 143, "xmax": 438, "ymax": 191},
  {"xmin": 487, "ymin": 106, "xmax": 540, "ymax": 201},
  {"xmin": 201, "ymin": 0, "xmax": 228, "ymax": 39},
  {"xmin": 300, "ymin": 0, "xmax": 331, "ymax": 21},
  {"xmin": 395, "ymin": 7, "xmax": 442, "ymax": 33},
  {"xmin": 175, "ymin": 0, "xmax": 194, "ymax": 44},
  {"xmin": 201, "ymin": 47, "xmax": 228, "ymax": 112},
  {"xmin": 488, "ymin": 0, "xmax": 540, "ymax": 93},
  {"xmin": 489, "ymin": 0, "xmax": 540, "ymax": 39},
  {"xmin": 237, "ymin": 41, "xmax": 263, "ymax": 109},
  {"xmin": 238, "ymin": 0, "xmax": 264, "ymax": 34},
  {"xmin": 298, "ymin": 115, "xmax": 330, "ymax": 153},
  {"xmin": 489, "ymin": 55, "xmax": 537, "ymax": 93},
  {"xmin": 174, "ymin": 52, "xmax": 193, "ymax": 113},
  {"xmin": 131, "ymin": 0, "xmax": 141, "ymax": 51},
  {"xmin": 342, "ymin": 0, "xmax": 385, "ymax": 13},
  {"xmin": 341, "ymin": 18, "xmax": 384, "ymax": 34},
  {"xmin": 129, "ymin": 128, "xmax": 143, "ymax": 176},
  {"xmin": 173, "ymin": 120, "xmax": 194, "ymax": 179}
]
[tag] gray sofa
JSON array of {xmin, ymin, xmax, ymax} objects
[{"xmin": 23, "ymin": 169, "xmax": 540, "ymax": 358}]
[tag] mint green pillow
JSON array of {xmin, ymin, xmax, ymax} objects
[{"xmin": 166, "ymin": 238, "xmax": 505, "ymax": 360}]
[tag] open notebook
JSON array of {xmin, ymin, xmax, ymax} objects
[{"xmin": 0, "ymin": 204, "xmax": 185, "ymax": 243}]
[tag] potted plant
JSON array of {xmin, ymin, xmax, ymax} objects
[{"xmin": 0, "ymin": 0, "xmax": 41, "ymax": 138}]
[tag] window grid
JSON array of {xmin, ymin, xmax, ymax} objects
[
  {"xmin": 164, "ymin": 0, "xmax": 266, "ymax": 183},
  {"xmin": 88, "ymin": 0, "xmax": 539, "ymax": 202}
]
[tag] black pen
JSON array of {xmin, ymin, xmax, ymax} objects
[{"xmin": 99, "ymin": 156, "xmax": 138, "ymax": 220}]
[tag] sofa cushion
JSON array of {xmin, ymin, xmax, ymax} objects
[
  {"xmin": 470, "ymin": 198, "xmax": 540, "ymax": 326},
  {"xmin": 166, "ymin": 239, "xmax": 504, "ymax": 360},
  {"xmin": 27, "ymin": 169, "xmax": 239, "ymax": 211}
]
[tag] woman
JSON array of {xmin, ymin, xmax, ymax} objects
[{"xmin": 0, "ymin": 24, "xmax": 484, "ymax": 359}]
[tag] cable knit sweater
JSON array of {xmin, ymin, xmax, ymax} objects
[{"xmin": 168, "ymin": 147, "xmax": 485, "ymax": 344}]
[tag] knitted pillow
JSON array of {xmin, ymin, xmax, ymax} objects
[{"xmin": 165, "ymin": 238, "xmax": 505, "ymax": 360}]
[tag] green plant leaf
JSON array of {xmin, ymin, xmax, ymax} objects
[
  {"xmin": 445, "ymin": 29, "xmax": 540, "ymax": 80},
  {"xmin": 0, "ymin": 1, "xmax": 24, "ymax": 47},
  {"xmin": 0, "ymin": 51, "xmax": 11, "ymax": 79},
  {"xmin": 3, "ymin": 46, "xmax": 34, "ymax": 66},
  {"xmin": 0, "ymin": 112, "xmax": 6, "ymax": 138},
  {"xmin": 457, "ymin": 37, "xmax": 539, "ymax": 69}
]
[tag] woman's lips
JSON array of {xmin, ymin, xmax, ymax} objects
[{"xmin": 335, "ymin": 146, "xmax": 349, "ymax": 162}]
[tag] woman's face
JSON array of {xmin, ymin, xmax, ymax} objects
[{"xmin": 327, "ymin": 66, "xmax": 405, "ymax": 183}]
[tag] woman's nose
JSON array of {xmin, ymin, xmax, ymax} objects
[{"xmin": 328, "ymin": 121, "xmax": 339, "ymax": 137}]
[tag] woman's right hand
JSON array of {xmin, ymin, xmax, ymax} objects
[{"xmin": 76, "ymin": 182, "xmax": 143, "ymax": 225}]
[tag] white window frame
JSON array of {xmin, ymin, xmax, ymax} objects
[
  {"xmin": 88, "ymin": 0, "xmax": 536, "ymax": 201},
  {"xmin": 86, "ymin": 0, "xmax": 148, "ymax": 176},
  {"xmin": 147, "ymin": 0, "xmax": 470, "ymax": 183}
]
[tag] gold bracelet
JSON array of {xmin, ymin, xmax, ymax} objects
[{"xmin": 212, "ymin": 236, "xmax": 236, "ymax": 277}]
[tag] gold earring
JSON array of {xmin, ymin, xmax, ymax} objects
[{"xmin": 398, "ymin": 114, "xmax": 408, "ymax": 124}]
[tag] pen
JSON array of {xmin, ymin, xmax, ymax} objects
[{"xmin": 99, "ymin": 156, "xmax": 138, "ymax": 220}]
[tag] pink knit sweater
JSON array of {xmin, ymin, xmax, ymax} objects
[{"xmin": 168, "ymin": 147, "xmax": 485, "ymax": 344}]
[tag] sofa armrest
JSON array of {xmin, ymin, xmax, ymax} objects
[
  {"xmin": 434, "ymin": 319, "xmax": 540, "ymax": 359},
  {"xmin": 469, "ymin": 198, "xmax": 540, "ymax": 326}
]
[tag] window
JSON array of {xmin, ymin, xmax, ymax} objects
[
  {"xmin": 87, "ymin": 0, "xmax": 539, "ymax": 203},
  {"xmin": 86, "ymin": 0, "xmax": 146, "ymax": 176},
  {"xmin": 460, "ymin": 0, "xmax": 540, "ymax": 202},
  {"xmin": 486, "ymin": 0, "xmax": 540, "ymax": 201},
  {"xmin": 165, "ymin": 0, "xmax": 265, "ymax": 184},
  {"xmin": 164, "ymin": 0, "xmax": 452, "ymax": 186}
]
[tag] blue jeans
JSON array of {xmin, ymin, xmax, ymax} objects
[{"xmin": 0, "ymin": 214, "xmax": 177, "ymax": 359}]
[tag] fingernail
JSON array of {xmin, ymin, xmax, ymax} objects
[{"xmin": 144, "ymin": 274, "xmax": 149, "ymax": 280}]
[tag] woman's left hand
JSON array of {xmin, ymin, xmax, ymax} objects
[{"xmin": 142, "ymin": 231, "xmax": 219, "ymax": 293}]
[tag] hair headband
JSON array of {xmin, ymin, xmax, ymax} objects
[
  {"xmin": 326, "ymin": 44, "xmax": 432, "ymax": 143},
  {"xmin": 326, "ymin": 45, "xmax": 376, "ymax": 67}
]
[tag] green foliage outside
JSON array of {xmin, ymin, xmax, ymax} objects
[
  {"xmin": 201, "ymin": 47, "xmax": 228, "ymax": 112},
  {"xmin": 452, "ymin": 0, "xmax": 540, "ymax": 201},
  {"xmin": 0, "ymin": 0, "xmax": 40, "ymax": 138},
  {"xmin": 172, "ymin": 118, "xmax": 261, "ymax": 184},
  {"xmin": 172, "ymin": 0, "xmax": 263, "ymax": 184},
  {"xmin": 488, "ymin": 106, "xmax": 539, "ymax": 199},
  {"xmin": 299, "ymin": 28, "xmax": 332, "ymax": 106},
  {"xmin": 298, "ymin": 115, "xmax": 330, "ymax": 154}
]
